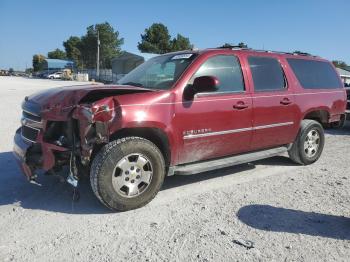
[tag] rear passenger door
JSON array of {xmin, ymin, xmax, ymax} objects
[{"xmin": 247, "ymin": 56, "xmax": 299, "ymax": 150}]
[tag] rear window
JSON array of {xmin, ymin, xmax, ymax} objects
[
  {"xmin": 248, "ymin": 57, "xmax": 286, "ymax": 91},
  {"xmin": 287, "ymin": 58, "xmax": 342, "ymax": 89}
]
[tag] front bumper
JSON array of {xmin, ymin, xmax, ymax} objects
[
  {"xmin": 13, "ymin": 128, "xmax": 34, "ymax": 179},
  {"xmin": 15, "ymin": 99, "xmax": 74, "ymax": 180},
  {"xmin": 13, "ymin": 126, "xmax": 68, "ymax": 180}
]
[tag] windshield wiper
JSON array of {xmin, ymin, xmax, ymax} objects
[{"xmin": 121, "ymin": 82, "xmax": 144, "ymax": 87}]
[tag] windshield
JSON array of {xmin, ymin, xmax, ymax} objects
[{"xmin": 118, "ymin": 53, "xmax": 197, "ymax": 90}]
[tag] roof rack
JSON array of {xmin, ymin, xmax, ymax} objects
[
  {"xmin": 217, "ymin": 46, "xmax": 316, "ymax": 57},
  {"xmin": 291, "ymin": 51, "xmax": 312, "ymax": 56},
  {"xmin": 252, "ymin": 49, "xmax": 295, "ymax": 55},
  {"xmin": 218, "ymin": 45, "xmax": 251, "ymax": 50}
]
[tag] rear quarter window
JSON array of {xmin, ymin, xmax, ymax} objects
[{"xmin": 287, "ymin": 58, "xmax": 342, "ymax": 89}]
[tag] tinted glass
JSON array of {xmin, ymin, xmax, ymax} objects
[
  {"xmin": 248, "ymin": 57, "xmax": 285, "ymax": 91},
  {"xmin": 191, "ymin": 55, "xmax": 245, "ymax": 92},
  {"xmin": 287, "ymin": 58, "xmax": 342, "ymax": 89}
]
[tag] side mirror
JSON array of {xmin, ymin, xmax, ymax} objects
[{"xmin": 192, "ymin": 76, "xmax": 219, "ymax": 93}]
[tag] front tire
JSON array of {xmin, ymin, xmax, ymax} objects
[
  {"xmin": 288, "ymin": 120, "xmax": 325, "ymax": 165},
  {"xmin": 90, "ymin": 137, "xmax": 165, "ymax": 211}
]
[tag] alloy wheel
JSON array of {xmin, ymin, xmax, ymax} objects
[
  {"xmin": 112, "ymin": 153, "xmax": 153, "ymax": 198},
  {"xmin": 303, "ymin": 129, "xmax": 320, "ymax": 158}
]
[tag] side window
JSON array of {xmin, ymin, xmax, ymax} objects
[
  {"xmin": 190, "ymin": 55, "xmax": 245, "ymax": 92},
  {"xmin": 248, "ymin": 56, "xmax": 286, "ymax": 91},
  {"xmin": 286, "ymin": 58, "xmax": 342, "ymax": 89}
]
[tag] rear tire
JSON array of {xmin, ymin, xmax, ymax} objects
[
  {"xmin": 288, "ymin": 120, "xmax": 325, "ymax": 165},
  {"xmin": 90, "ymin": 137, "xmax": 165, "ymax": 211}
]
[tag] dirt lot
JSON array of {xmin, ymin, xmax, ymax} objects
[{"xmin": 0, "ymin": 76, "xmax": 349, "ymax": 262}]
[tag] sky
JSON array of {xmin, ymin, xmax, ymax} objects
[{"xmin": 0, "ymin": 0, "xmax": 349, "ymax": 70}]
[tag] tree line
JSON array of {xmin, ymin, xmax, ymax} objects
[
  {"xmin": 32, "ymin": 22, "xmax": 194, "ymax": 72},
  {"xmin": 332, "ymin": 60, "xmax": 349, "ymax": 70},
  {"xmin": 32, "ymin": 22, "xmax": 251, "ymax": 72}
]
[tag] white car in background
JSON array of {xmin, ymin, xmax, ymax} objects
[{"xmin": 47, "ymin": 72, "xmax": 63, "ymax": 79}]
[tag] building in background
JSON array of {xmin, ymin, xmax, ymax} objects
[
  {"xmin": 111, "ymin": 51, "xmax": 156, "ymax": 82},
  {"xmin": 336, "ymin": 68, "xmax": 350, "ymax": 86},
  {"xmin": 77, "ymin": 52, "xmax": 156, "ymax": 83}
]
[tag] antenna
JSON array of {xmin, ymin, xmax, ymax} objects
[{"xmin": 96, "ymin": 30, "xmax": 100, "ymax": 81}]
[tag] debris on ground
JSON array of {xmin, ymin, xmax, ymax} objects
[{"xmin": 232, "ymin": 238, "xmax": 255, "ymax": 249}]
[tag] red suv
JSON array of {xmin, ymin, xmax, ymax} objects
[{"xmin": 14, "ymin": 47, "xmax": 347, "ymax": 211}]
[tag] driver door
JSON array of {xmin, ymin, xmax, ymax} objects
[{"xmin": 174, "ymin": 54, "xmax": 253, "ymax": 164}]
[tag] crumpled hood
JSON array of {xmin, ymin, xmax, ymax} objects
[{"xmin": 24, "ymin": 84, "xmax": 153, "ymax": 114}]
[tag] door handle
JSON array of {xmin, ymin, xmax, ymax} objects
[
  {"xmin": 280, "ymin": 98, "xmax": 292, "ymax": 105},
  {"xmin": 233, "ymin": 101, "xmax": 249, "ymax": 110}
]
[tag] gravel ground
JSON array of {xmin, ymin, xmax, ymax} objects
[{"xmin": 0, "ymin": 76, "xmax": 349, "ymax": 262}]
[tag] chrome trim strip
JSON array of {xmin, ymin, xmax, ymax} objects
[
  {"xmin": 21, "ymin": 125, "xmax": 40, "ymax": 143},
  {"xmin": 22, "ymin": 110, "xmax": 42, "ymax": 123},
  {"xmin": 22, "ymin": 109, "xmax": 40, "ymax": 117},
  {"xmin": 254, "ymin": 121, "xmax": 294, "ymax": 130},
  {"xmin": 22, "ymin": 124, "xmax": 40, "ymax": 132},
  {"xmin": 22, "ymin": 136, "xmax": 36, "ymax": 144},
  {"xmin": 184, "ymin": 127, "xmax": 252, "ymax": 139},
  {"xmin": 183, "ymin": 121, "xmax": 294, "ymax": 140},
  {"xmin": 22, "ymin": 116, "xmax": 42, "ymax": 124},
  {"xmin": 21, "ymin": 117, "xmax": 43, "ymax": 129}
]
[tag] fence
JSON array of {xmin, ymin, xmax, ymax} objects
[{"xmin": 77, "ymin": 69, "xmax": 120, "ymax": 83}]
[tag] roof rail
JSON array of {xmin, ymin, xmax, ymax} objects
[
  {"xmin": 252, "ymin": 49, "xmax": 294, "ymax": 55},
  {"xmin": 216, "ymin": 46, "xmax": 316, "ymax": 57},
  {"xmin": 292, "ymin": 51, "xmax": 312, "ymax": 56},
  {"xmin": 218, "ymin": 45, "xmax": 250, "ymax": 50}
]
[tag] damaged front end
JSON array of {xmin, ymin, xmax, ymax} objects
[
  {"xmin": 72, "ymin": 96, "xmax": 120, "ymax": 166},
  {"xmin": 13, "ymin": 89, "xmax": 125, "ymax": 184}
]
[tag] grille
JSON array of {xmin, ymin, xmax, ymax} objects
[
  {"xmin": 21, "ymin": 125, "xmax": 39, "ymax": 142},
  {"xmin": 347, "ymin": 89, "xmax": 350, "ymax": 110},
  {"xmin": 23, "ymin": 111, "xmax": 42, "ymax": 122}
]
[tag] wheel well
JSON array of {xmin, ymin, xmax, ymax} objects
[
  {"xmin": 303, "ymin": 110, "xmax": 329, "ymax": 125},
  {"xmin": 110, "ymin": 127, "xmax": 171, "ymax": 166}
]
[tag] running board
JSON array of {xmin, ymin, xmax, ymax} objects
[{"xmin": 174, "ymin": 146, "xmax": 288, "ymax": 175}]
